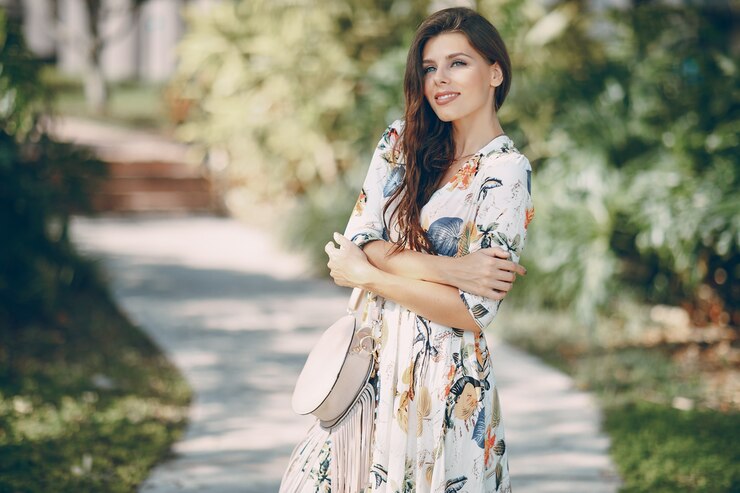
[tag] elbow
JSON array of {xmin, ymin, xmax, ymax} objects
[{"xmin": 455, "ymin": 309, "xmax": 484, "ymax": 334}]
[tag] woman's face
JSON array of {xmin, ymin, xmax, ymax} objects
[{"xmin": 421, "ymin": 32, "xmax": 502, "ymax": 123}]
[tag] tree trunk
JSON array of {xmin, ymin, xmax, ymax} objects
[
  {"xmin": 84, "ymin": 46, "xmax": 108, "ymax": 115},
  {"xmin": 83, "ymin": 0, "xmax": 108, "ymax": 115}
]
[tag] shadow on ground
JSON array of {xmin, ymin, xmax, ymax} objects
[{"xmin": 72, "ymin": 215, "xmax": 621, "ymax": 493}]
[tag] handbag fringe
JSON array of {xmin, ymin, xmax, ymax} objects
[
  {"xmin": 279, "ymin": 382, "xmax": 376, "ymax": 493},
  {"xmin": 279, "ymin": 419, "xmax": 330, "ymax": 493},
  {"xmin": 327, "ymin": 382, "xmax": 376, "ymax": 493}
]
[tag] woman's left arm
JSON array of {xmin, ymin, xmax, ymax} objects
[
  {"xmin": 457, "ymin": 154, "xmax": 534, "ymax": 330},
  {"xmin": 326, "ymin": 233, "xmax": 482, "ymax": 332},
  {"xmin": 328, "ymin": 152, "xmax": 534, "ymax": 332}
]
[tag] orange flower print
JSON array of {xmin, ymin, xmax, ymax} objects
[
  {"xmin": 443, "ymin": 364, "xmax": 456, "ymax": 397},
  {"xmin": 524, "ymin": 206, "xmax": 535, "ymax": 229},
  {"xmin": 352, "ymin": 188, "xmax": 367, "ymax": 216},
  {"xmin": 448, "ymin": 157, "xmax": 479, "ymax": 190},
  {"xmin": 381, "ymin": 127, "xmax": 402, "ymax": 164},
  {"xmin": 453, "ymin": 382, "xmax": 479, "ymax": 421},
  {"xmin": 484, "ymin": 426, "xmax": 497, "ymax": 468}
]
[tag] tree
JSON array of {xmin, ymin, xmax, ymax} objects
[
  {"xmin": 47, "ymin": 0, "xmax": 148, "ymax": 113},
  {"xmin": 0, "ymin": 8, "xmax": 106, "ymax": 328}
]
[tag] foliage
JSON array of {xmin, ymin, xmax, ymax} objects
[
  {"xmin": 604, "ymin": 402, "xmax": 739, "ymax": 493},
  {"xmin": 491, "ymin": 302, "xmax": 739, "ymax": 492},
  {"xmin": 0, "ymin": 13, "xmax": 191, "ymax": 491},
  {"xmin": 41, "ymin": 67, "xmax": 171, "ymax": 130},
  {"xmin": 46, "ymin": 0, "xmax": 150, "ymax": 114},
  {"xmin": 171, "ymin": 0, "xmax": 423, "ymax": 216},
  {"xmin": 477, "ymin": 0, "xmax": 739, "ymax": 327},
  {"xmin": 174, "ymin": 0, "xmax": 738, "ymax": 327},
  {"xmin": 0, "ymin": 275, "xmax": 191, "ymax": 492},
  {"xmin": 0, "ymin": 10, "xmax": 107, "ymax": 328}
]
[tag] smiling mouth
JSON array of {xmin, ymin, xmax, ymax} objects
[{"xmin": 435, "ymin": 92, "xmax": 460, "ymax": 104}]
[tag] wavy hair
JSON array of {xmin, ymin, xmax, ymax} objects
[{"xmin": 384, "ymin": 7, "xmax": 512, "ymax": 254}]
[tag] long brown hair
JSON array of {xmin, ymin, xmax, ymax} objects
[{"xmin": 384, "ymin": 7, "xmax": 512, "ymax": 254}]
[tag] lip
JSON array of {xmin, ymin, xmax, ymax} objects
[{"xmin": 434, "ymin": 91, "xmax": 460, "ymax": 106}]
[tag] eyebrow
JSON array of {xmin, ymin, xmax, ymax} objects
[{"xmin": 422, "ymin": 52, "xmax": 473, "ymax": 64}]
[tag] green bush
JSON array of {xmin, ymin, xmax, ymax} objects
[
  {"xmin": 0, "ymin": 10, "xmax": 107, "ymax": 328},
  {"xmin": 0, "ymin": 12, "xmax": 192, "ymax": 491},
  {"xmin": 604, "ymin": 402, "xmax": 740, "ymax": 492},
  {"xmin": 478, "ymin": 0, "xmax": 739, "ymax": 326},
  {"xmin": 174, "ymin": 0, "xmax": 739, "ymax": 327},
  {"xmin": 170, "ymin": 0, "xmax": 422, "ymax": 222}
]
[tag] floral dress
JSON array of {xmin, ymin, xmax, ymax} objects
[{"xmin": 281, "ymin": 119, "xmax": 535, "ymax": 493}]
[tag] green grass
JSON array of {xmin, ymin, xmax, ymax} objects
[
  {"xmin": 40, "ymin": 66, "xmax": 172, "ymax": 131},
  {"xmin": 0, "ymin": 259, "xmax": 192, "ymax": 492},
  {"xmin": 491, "ymin": 304, "xmax": 740, "ymax": 493},
  {"xmin": 604, "ymin": 401, "xmax": 739, "ymax": 492}
]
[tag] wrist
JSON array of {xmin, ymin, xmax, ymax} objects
[
  {"xmin": 359, "ymin": 265, "xmax": 384, "ymax": 291},
  {"xmin": 431, "ymin": 255, "xmax": 456, "ymax": 285}
]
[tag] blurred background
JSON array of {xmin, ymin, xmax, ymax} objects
[{"xmin": 0, "ymin": 0, "xmax": 737, "ymax": 491}]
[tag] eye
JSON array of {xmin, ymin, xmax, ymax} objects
[
  {"xmin": 423, "ymin": 66, "xmax": 436, "ymax": 74},
  {"xmin": 422, "ymin": 60, "xmax": 467, "ymax": 75},
  {"xmin": 451, "ymin": 59, "xmax": 467, "ymax": 67}
]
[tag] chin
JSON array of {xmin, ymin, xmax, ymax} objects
[{"xmin": 430, "ymin": 107, "xmax": 458, "ymax": 122}]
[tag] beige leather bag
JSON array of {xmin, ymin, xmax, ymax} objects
[
  {"xmin": 291, "ymin": 288, "xmax": 377, "ymax": 425},
  {"xmin": 287, "ymin": 287, "xmax": 379, "ymax": 492}
]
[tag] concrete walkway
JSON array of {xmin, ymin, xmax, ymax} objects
[{"xmin": 71, "ymin": 215, "xmax": 622, "ymax": 493}]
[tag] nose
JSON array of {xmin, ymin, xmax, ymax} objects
[{"xmin": 433, "ymin": 66, "xmax": 449, "ymax": 85}]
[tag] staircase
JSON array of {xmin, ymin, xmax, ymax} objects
[
  {"xmin": 47, "ymin": 116, "xmax": 222, "ymax": 214},
  {"xmin": 91, "ymin": 160, "xmax": 217, "ymax": 213}
]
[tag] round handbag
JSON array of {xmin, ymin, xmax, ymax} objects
[
  {"xmin": 284, "ymin": 288, "xmax": 379, "ymax": 493},
  {"xmin": 291, "ymin": 288, "xmax": 377, "ymax": 427}
]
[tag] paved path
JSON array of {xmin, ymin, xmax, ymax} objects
[{"xmin": 71, "ymin": 215, "xmax": 622, "ymax": 493}]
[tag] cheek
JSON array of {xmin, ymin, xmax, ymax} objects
[{"xmin": 423, "ymin": 78, "xmax": 435, "ymax": 101}]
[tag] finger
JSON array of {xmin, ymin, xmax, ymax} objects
[
  {"xmin": 333, "ymin": 232, "xmax": 352, "ymax": 248},
  {"xmin": 481, "ymin": 247, "xmax": 510, "ymax": 259},
  {"xmin": 489, "ymin": 247, "xmax": 511, "ymax": 258},
  {"xmin": 489, "ymin": 289, "xmax": 506, "ymax": 300},
  {"xmin": 324, "ymin": 241, "xmax": 337, "ymax": 258},
  {"xmin": 499, "ymin": 259, "xmax": 523, "ymax": 273},
  {"xmin": 490, "ymin": 279, "xmax": 514, "ymax": 292}
]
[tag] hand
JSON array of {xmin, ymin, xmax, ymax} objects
[
  {"xmin": 325, "ymin": 232, "xmax": 377, "ymax": 288},
  {"xmin": 450, "ymin": 247, "xmax": 527, "ymax": 299}
]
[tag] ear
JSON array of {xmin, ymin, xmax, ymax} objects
[{"xmin": 489, "ymin": 62, "xmax": 504, "ymax": 88}]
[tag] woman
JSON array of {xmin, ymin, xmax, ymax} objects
[{"xmin": 282, "ymin": 7, "xmax": 534, "ymax": 493}]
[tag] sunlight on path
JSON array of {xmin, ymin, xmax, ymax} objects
[{"xmin": 71, "ymin": 215, "xmax": 620, "ymax": 493}]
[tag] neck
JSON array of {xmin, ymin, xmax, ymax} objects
[{"xmin": 451, "ymin": 109, "xmax": 504, "ymax": 158}]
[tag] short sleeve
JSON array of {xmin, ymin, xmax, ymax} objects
[
  {"xmin": 459, "ymin": 154, "xmax": 534, "ymax": 330},
  {"xmin": 343, "ymin": 119, "xmax": 404, "ymax": 248}
]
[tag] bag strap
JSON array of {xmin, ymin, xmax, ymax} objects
[{"xmin": 347, "ymin": 287, "xmax": 365, "ymax": 314}]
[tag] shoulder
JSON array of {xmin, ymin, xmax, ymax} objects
[
  {"xmin": 376, "ymin": 118, "xmax": 405, "ymax": 148},
  {"xmin": 478, "ymin": 143, "xmax": 531, "ymax": 176},
  {"xmin": 374, "ymin": 119, "xmax": 406, "ymax": 167},
  {"xmin": 388, "ymin": 118, "xmax": 405, "ymax": 133},
  {"xmin": 477, "ymin": 143, "xmax": 532, "ymax": 195}
]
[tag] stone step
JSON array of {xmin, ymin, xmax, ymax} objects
[
  {"xmin": 91, "ymin": 160, "xmax": 219, "ymax": 213},
  {"xmin": 105, "ymin": 160, "xmax": 204, "ymax": 179},
  {"xmin": 47, "ymin": 117, "xmax": 221, "ymax": 214},
  {"xmin": 99, "ymin": 176, "xmax": 211, "ymax": 194},
  {"xmin": 91, "ymin": 190, "xmax": 216, "ymax": 213}
]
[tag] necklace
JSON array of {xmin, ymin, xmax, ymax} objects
[
  {"xmin": 452, "ymin": 151, "xmax": 477, "ymax": 163},
  {"xmin": 453, "ymin": 132, "xmax": 506, "ymax": 164}
]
